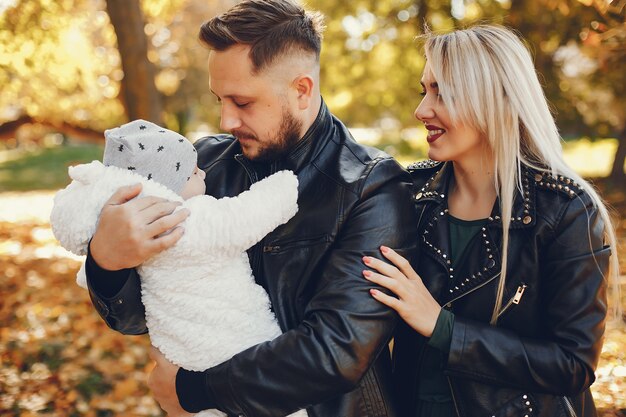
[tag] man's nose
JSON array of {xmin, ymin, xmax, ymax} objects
[{"xmin": 220, "ymin": 104, "xmax": 242, "ymax": 132}]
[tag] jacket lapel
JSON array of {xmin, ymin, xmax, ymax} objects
[{"xmin": 415, "ymin": 162, "xmax": 539, "ymax": 305}]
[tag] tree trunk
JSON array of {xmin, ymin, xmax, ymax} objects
[
  {"xmin": 0, "ymin": 116, "xmax": 103, "ymax": 143},
  {"xmin": 106, "ymin": 0, "xmax": 163, "ymax": 124},
  {"xmin": 609, "ymin": 127, "xmax": 626, "ymax": 182},
  {"xmin": 416, "ymin": 0, "xmax": 429, "ymax": 29}
]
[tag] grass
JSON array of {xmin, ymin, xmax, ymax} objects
[{"xmin": 0, "ymin": 143, "xmax": 103, "ymax": 192}]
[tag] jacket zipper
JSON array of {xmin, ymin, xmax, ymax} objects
[
  {"xmin": 563, "ymin": 396, "xmax": 578, "ymax": 417},
  {"xmin": 495, "ymin": 284, "xmax": 527, "ymax": 319},
  {"xmin": 263, "ymin": 234, "xmax": 329, "ymax": 254},
  {"xmin": 447, "ymin": 377, "xmax": 462, "ymax": 417}
]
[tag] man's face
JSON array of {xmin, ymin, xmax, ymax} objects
[{"xmin": 208, "ymin": 45, "xmax": 303, "ymax": 161}]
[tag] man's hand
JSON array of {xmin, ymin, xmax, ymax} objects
[
  {"xmin": 148, "ymin": 346, "xmax": 193, "ymax": 417},
  {"xmin": 90, "ymin": 183, "xmax": 190, "ymax": 270}
]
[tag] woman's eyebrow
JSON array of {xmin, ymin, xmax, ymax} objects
[{"xmin": 419, "ymin": 81, "xmax": 439, "ymax": 88}]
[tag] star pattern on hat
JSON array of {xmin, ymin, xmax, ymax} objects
[{"xmin": 105, "ymin": 120, "xmax": 197, "ymax": 194}]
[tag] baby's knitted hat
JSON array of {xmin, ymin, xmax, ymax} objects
[{"xmin": 103, "ymin": 119, "xmax": 197, "ymax": 194}]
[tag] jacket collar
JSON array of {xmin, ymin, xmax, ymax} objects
[
  {"xmin": 237, "ymin": 99, "xmax": 333, "ymax": 175},
  {"xmin": 414, "ymin": 161, "xmax": 538, "ymax": 229},
  {"xmin": 414, "ymin": 161, "xmax": 503, "ymax": 304}
]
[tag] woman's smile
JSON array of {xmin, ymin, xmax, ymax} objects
[{"xmin": 426, "ymin": 125, "xmax": 445, "ymax": 143}]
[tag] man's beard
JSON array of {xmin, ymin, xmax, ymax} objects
[{"xmin": 234, "ymin": 107, "xmax": 302, "ymax": 162}]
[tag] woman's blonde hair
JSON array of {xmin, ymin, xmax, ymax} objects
[{"xmin": 422, "ymin": 24, "xmax": 620, "ymax": 324}]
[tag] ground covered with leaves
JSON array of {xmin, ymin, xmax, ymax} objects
[{"xmin": 0, "ymin": 187, "xmax": 625, "ymax": 416}]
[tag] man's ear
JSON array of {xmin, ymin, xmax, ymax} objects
[{"xmin": 292, "ymin": 75, "xmax": 315, "ymax": 110}]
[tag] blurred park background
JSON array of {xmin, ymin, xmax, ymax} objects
[{"xmin": 0, "ymin": 0, "xmax": 624, "ymax": 415}]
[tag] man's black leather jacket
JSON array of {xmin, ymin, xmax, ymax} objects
[
  {"xmin": 393, "ymin": 161, "xmax": 610, "ymax": 417},
  {"xmin": 85, "ymin": 102, "xmax": 418, "ymax": 417}
]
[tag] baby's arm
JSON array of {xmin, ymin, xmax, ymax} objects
[{"xmin": 183, "ymin": 170, "xmax": 299, "ymax": 254}]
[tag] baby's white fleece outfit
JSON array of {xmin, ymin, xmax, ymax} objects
[{"xmin": 50, "ymin": 160, "xmax": 308, "ymax": 417}]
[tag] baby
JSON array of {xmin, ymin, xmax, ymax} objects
[{"xmin": 50, "ymin": 120, "xmax": 306, "ymax": 417}]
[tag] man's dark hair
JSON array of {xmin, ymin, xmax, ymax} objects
[{"xmin": 199, "ymin": 0, "xmax": 325, "ymax": 73}]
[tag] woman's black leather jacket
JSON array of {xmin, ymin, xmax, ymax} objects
[{"xmin": 393, "ymin": 161, "xmax": 610, "ymax": 417}]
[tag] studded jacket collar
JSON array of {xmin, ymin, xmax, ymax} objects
[{"xmin": 410, "ymin": 160, "xmax": 583, "ymax": 229}]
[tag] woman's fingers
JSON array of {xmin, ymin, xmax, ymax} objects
[
  {"xmin": 369, "ymin": 288, "xmax": 401, "ymax": 310},
  {"xmin": 363, "ymin": 255, "xmax": 403, "ymax": 280},
  {"xmin": 363, "ymin": 270, "xmax": 402, "ymax": 294},
  {"xmin": 380, "ymin": 246, "xmax": 421, "ymax": 281}
]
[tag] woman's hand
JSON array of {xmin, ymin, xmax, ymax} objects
[{"xmin": 363, "ymin": 246, "xmax": 442, "ymax": 337}]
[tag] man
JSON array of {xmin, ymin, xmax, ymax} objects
[{"xmin": 85, "ymin": 0, "xmax": 417, "ymax": 416}]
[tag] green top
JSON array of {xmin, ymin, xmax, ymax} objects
[{"xmin": 415, "ymin": 214, "xmax": 488, "ymax": 416}]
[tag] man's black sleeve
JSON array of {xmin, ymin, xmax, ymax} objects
[{"xmin": 85, "ymin": 243, "xmax": 149, "ymax": 335}]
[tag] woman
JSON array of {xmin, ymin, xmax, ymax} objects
[{"xmin": 363, "ymin": 25, "xmax": 619, "ymax": 417}]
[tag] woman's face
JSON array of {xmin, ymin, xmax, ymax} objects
[{"xmin": 414, "ymin": 62, "xmax": 486, "ymax": 163}]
